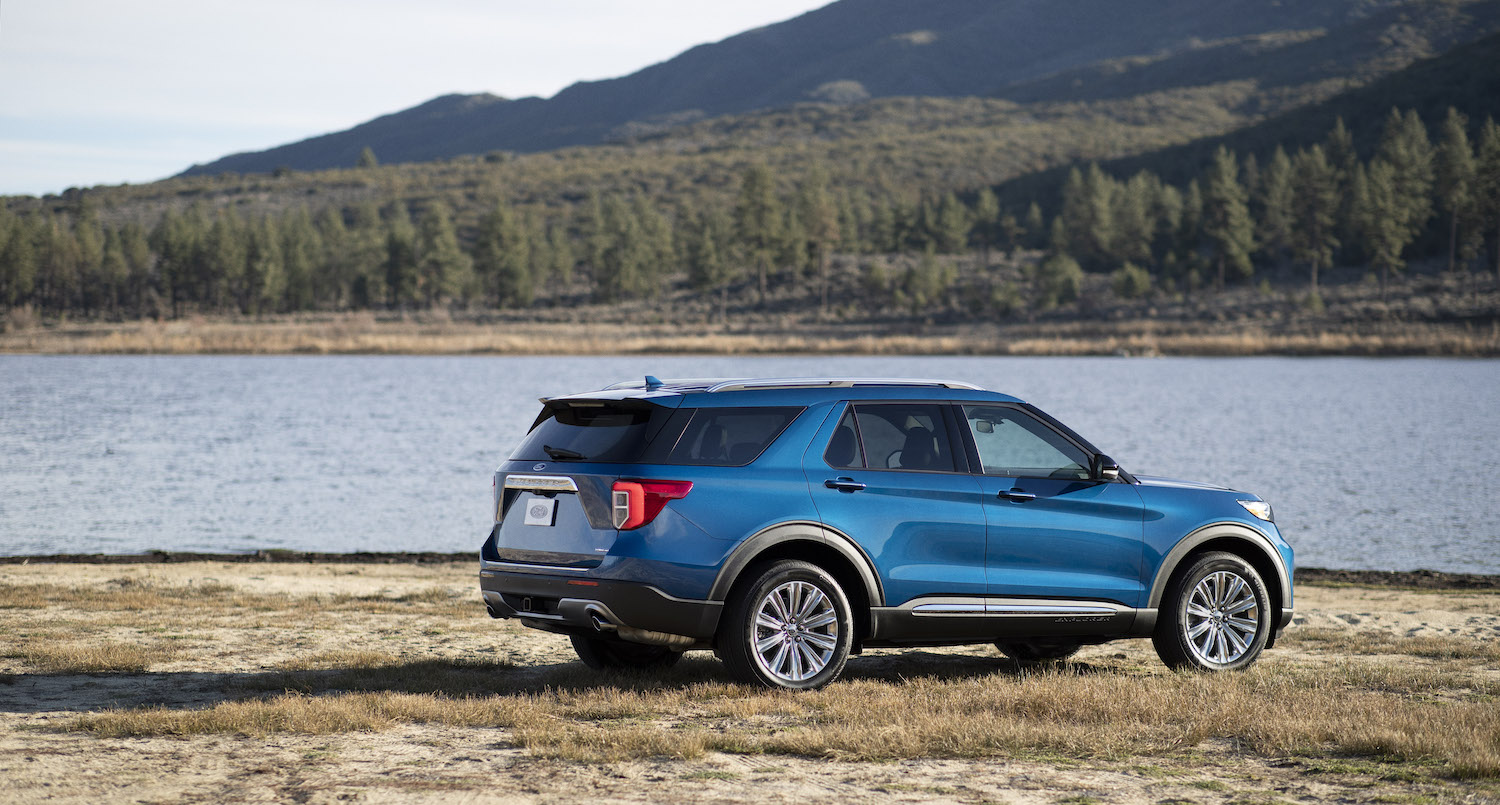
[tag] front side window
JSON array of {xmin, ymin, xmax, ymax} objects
[
  {"xmin": 963, "ymin": 405, "xmax": 1089, "ymax": 479},
  {"xmin": 849, "ymin": 403, "xmax": 956, "ymax": 472}
]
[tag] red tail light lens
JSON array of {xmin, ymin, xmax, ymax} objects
[{"xmin": 611, "ymin": 480, "xmax": 693, "ymax": 530}]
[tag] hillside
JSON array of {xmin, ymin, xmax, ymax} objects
[
  {"xmin": 996, "ymin": 28, "xmax": 1500, "ymax": 202},
  {"xmin": 177, "ymin": 0, "xmax": 1500, "ymax": 177}
]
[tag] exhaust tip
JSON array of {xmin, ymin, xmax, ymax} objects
[{"xmin": 586, "ymin": 607, "xmax": 617, "ymax": 633}]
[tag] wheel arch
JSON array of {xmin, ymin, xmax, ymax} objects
[
  {"xmin": 1148, "ymin": 523, "xmax": 1289, "ymax": 626},
  {"xmin": 709, "ymin": 521, "xmax": 883, "ymax": 643}
]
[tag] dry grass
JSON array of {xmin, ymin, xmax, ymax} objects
[
  {"xmin": 1, "ymin": 313, "xmax": 1495, "ymax": 356},
  {"xmin": 22, "ymin": 641, "xmax": 178, "ymax": 674},
  {"xmin": 1283, "ymin": 628, "xmax": 1500, "ymax": 662},
  {"xmin": 63, "ymin": 659, "xmax": 1500, "ymax": 777},
  {"xmin": 0, "ymin": 580, "xmax": 475, "ymax": 618}
]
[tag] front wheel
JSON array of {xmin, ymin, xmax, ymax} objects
[
  {"xmin": 570, "ymin": 635, "xmax": 681, "ymax": 671},
  {"xmin": 1153, "ymin": 551, "xmax": 1271, "ymax": 671},
  {"xmin": 719, "ymin": 560, "xmax": 853, "ymax": 690}
]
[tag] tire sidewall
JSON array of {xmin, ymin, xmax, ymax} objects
[
  {"xmin": 729, "ymin": 560, "xmax": 853, "ymax": 690},
  {"xmin": 1162, "ymin": 553, "xmax": 1271, "ymax": 671}
]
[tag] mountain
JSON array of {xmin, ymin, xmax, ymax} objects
[
  {"xmin": 992, "ymin": 28, "xmax": 1500, "ymax": 205},
  {"xmin": 179, "ymin": 0, "xmax": 1500, "ymax": 177}
]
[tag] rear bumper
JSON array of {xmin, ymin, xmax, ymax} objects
[{"xmin": 479, "ymin": 564, "xmax": 723, "ymax": 647}]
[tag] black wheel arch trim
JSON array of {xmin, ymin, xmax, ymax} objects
[
  {"xmin": 708, "ymin": 521, "xmax": 885, "ymax": 608},
  {"xmin": 1149, "ymin": 522, "xmax": 1291, "ymax": 626}
]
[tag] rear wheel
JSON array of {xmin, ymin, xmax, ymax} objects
[
  {"xmin": 995, "ymin": 640, "xmax": 1081, "ymax": 664},
  {"xmin": 720, "ymin": 560, "xmax": 853, "ymax": 690},
  {"xmin": 570, "ymin": 635, "xmax": 681, "ymax": 671},
  {"xmin": 1153, "ymin": 551, "xmax": 1271, "ymax": 671}
]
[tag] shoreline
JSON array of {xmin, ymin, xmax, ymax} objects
[
  {"xmin": 3, "ymin": 549, "xmax": 1496, "ymax": 589},
  {"xmin": 2, "ymin": 314, "xmax": 1498, "ymax": 357}
]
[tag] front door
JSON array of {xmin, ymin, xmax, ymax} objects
[
  {"xmin": 806, "ymin": 402, "xmax": 988, "ymax": 606},
  {"xmin": 961, "ymin": 404, "xmax": 1147, "ymax": 606}
]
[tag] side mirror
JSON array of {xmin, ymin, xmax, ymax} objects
[{"xmin": 1091, "ymin": 454, "xmax": 1121, "ymax": 482}]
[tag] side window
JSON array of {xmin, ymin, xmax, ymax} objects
[
  {"xmin": 823, "ymin": 408, "xmax": 864, "ymax": 469},
  {"xmin": 666, "ymin": 407, "xmax": 801, "ymax": 466},
  {"xmin": 963, "ymin": 405, "xmax": 1089, "ymax": 479},
  {"xmin": 852, "ymin": 403, "xmax": 956, "ymax": 472}
]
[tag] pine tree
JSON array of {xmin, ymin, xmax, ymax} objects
[
  {"xmin": 1202, "ymin": 146, "xmax": 1255, "ymax": 291},
  {"xmin": 1357, "ymin": 159, "xmax": 1410, "ymax": 298},
  {"xmin": 382, "ymin": 203, "xmax": 419, "ymax": 309},
  {"xmin": 99, "ymin": 227, "xmax": 129, "ymax": 315},
  {"xmin": 1435, "ymin": 108, "xmax": 1477, "ymax": 275},
  {"xmin": 246, "ymin": 216, "xmax": 285, "ymax": 314},
  {"xmin": 1478, "ymin": 117, "xmax": 1500, "ymax": 277},
  {"xmin": 1112, "ymin": 172, "xmax": 1156, "ymax": 266},
  {"xmin": 203, "ymin": 210, "xmax": 247, "ymax": 313},
  {"xmin": 0, "ymin": 210, "xmax": 37, "ymax": 309},
  {"xmin": 356, "ymin": 147, "xmax": 378, "ymax": 169},
  {"xmin": 314, "ymin": 207, "xmax": 352, "ymax": 308},
  {"xmin": 547, "ymin": 222, "xmax": 575, "ymax": 285},
  {"xmin": 797, "ymin": 165, "xmax": 840, "ymax": 314},
  {"xmin": 1255, "ymin": 147, "xmax": 1295, "ymax": 265},
  {"xmin": 685, "ymin": 207, "xmax": 736, "ymax": 320},
  {"xmin": 733, "ymin": 164, "xmax": 783, "ymax": 303},
  {"xmin": 280, "ymin": 207, "xmax": 321, "ymax": 311},
  {"xmin": 1023, "ymin": 202, "xmax": 1045, "ymax": 250},
  {"xmin": 415, "ymin": 202, "xmax": 471, "ymax": 306},
  {"xmin": 1324, "ymin": 117, "xmax": 1360, "ymax": 258},
  {"xmin": 1376, "ymin": 108, "xmax": 1435, "ymax": 263},
  {"xmin": 473, "ymin": 199, "xmax": 531, "ymax": 308},
  {"xmin": 1290, "ymin": 146, "xmax": 1339, "ymax": 298},
  {"xmin": 972, "ymin": 187, "xmax": 1000, "ymax": 266}
]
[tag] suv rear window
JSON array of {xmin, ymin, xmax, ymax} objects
[
  {"xmin": 666, "ymin": 407, "xmax": 801, "ymax": 466},
  {"xmin": 510, "ymin": 401, "xmax": 678, "ymax": 463}
]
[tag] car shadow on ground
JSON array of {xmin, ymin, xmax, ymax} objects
[{"xmin": 0, "ymin": 650, "xmax": 1112, "ymax": 716}]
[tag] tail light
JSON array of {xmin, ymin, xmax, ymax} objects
[{"xmin": 611, "ymin": 480, "xmax": 693, "ymax": 530}]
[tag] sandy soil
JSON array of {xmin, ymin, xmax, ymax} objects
[{"xmin": 1, "ymin": 561, "xmax": 1497, "ymax": 804}]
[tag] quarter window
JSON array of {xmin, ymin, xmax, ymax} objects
[
  {"xmin": 963, "ymin": 405, "xmax": 1089, "ymax": 479},
  {"xmin": 665, "ymin": 407, "xmax": 801, "ymax": 466}
]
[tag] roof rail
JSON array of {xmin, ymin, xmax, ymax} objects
[{"xmin": 705, "ymin": 377, "xmax": 985, "ymax": 393}]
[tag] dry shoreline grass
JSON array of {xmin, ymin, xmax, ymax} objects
[
  {"xmin": 2, "ymin": 312, "xmax": 1497, "ymax": 356},
  {"xmin": 2, "ymin": 561, "xmax": 1499, "ymax": 804}
]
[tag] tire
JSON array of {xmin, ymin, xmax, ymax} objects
[
  {"xmin": 719, "ymin": 560, "xmax": 853, "ymax": 690},
  {"xmin": 996, "ymin": 640, "xmax": 1081, "ymax": 664},
  {"xmin": 1153, "ymin": 551, "xmax": 1271, "ymax": 671},
  {"xmin": 570, "ymin": 635, "xmax": 681, "ymax": 671}
]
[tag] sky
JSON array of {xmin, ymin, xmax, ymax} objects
[{"xmin": 0, "ymin": 0, "xmax": 832, "ymax": 197}]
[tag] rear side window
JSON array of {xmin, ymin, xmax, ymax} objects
[
  {"xmin": 845, "ymin": 403, "xmax": 957, "ymax": 472},
  {"xmin": 510, "ymin": 401, "xmax": 678, "ymax": 463},
  {"xmin": 666, "ymin": 407, "xmax": 801, "ymax": 466}
]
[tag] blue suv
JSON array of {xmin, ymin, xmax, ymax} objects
[{"xmin": 480, "ymin": 377, "xmax": 1293, "ymax": 690}]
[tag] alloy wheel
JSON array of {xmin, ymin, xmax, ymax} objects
[
  {"xmin": 751, "ymin": 580, "xmax": 840, "ymax": 683},
  {"xmin": 1183, "ymin": 569, "xmax": 1261, "ymax": 665}
]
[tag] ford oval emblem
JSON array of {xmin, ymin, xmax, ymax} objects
[{"xmin": 533, "ymin": 463, "xmax": 547, "ymax": 471}]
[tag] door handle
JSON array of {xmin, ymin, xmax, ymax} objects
[
  {"xmin": 997, "ymin": 489, "xmax": 1036, "ymax": 502},
  {"xmin": 824, "ymin": 477, "xmax": 867, "ymax": 492}
]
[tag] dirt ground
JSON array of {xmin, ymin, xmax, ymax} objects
[{"xmin": 1, "ymin": 560, "xmax": 1497, "ymax": 804}]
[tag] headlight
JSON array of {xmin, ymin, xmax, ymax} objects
[{"xmin": 1237, "ymin": 499, "xmax": 1274, "ymax": 522}]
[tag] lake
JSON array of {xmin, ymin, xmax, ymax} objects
[{"xmin": 1, "ymin": 355, "xmax": 1495, "ymax": 572}]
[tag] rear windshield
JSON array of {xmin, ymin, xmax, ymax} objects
[
  {"xmin": 510, "ymin": 401, "xmax": 678, "ymax": 464},
  {"xmin": 509, "ymin": 402, "xmax": 801, "ymax": 465}
]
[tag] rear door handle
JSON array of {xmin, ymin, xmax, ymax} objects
[
  {"xmin": 997, "ymin": 489, "xmax": 1036, "ymax": 502},
  {"xmin": 824, "ymin": 477, "xmax": 867, "ymax": 492}
]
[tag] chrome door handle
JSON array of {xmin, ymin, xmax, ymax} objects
[
  {"xmin": 997, "ymin": 489, "xmax": 1036, "ymax": 502},
  {"xmin": 824, "ymin": 477, "xmax": 867, "ymax": 492}
]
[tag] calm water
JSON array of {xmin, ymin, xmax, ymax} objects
[{"xmin": 1, "ymin": 355, "xmax": 1496, "ymax": 572}]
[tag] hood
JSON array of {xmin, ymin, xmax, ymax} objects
[{"xmin": 1133, "ymin": 474, "xmax": 1240, "ymax": 494}]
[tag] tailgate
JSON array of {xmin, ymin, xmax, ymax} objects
[{"xmin": 488, "ymin": 472, "xmax": 617, "ymax": 569}]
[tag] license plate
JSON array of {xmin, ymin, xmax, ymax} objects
[{"xmin": 522, "ymin": 497, "xmax": 557, "ymax": 527}]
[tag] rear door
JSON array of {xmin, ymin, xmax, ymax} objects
[
  {"xmin": 960, "ymin": 404, "xmax": 1147, "ymax": 606},
  {"xmin": 805, "ymin": 402, "xmax": 988, "ymax": 605}
]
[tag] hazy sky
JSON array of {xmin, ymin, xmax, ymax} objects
[{"xmin": 0, "ymin": 0, "xmax": 831, "ymax": 196}]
